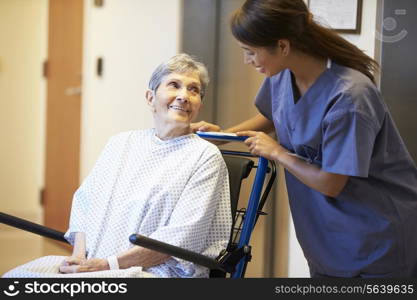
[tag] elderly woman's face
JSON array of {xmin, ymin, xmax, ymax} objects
[{"xmin": 147, "ymin": 71, "xmax": 202, "ymax": 126}]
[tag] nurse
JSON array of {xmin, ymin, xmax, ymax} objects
[{"xmin": 192, "ymin": 0, "xmax": 417, "ymax": 277}]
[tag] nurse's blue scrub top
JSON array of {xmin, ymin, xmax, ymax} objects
[{"xmin": 255, "ymin": 60, "xmax": 417, "ymax": 277}]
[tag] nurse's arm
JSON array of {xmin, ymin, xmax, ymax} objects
[
  {"xmin": 225, "ymin": 113, "xmax": 275, "ymax": 133},
  {"xmin": 276, "ymin": 152, "xmax": 349, "ymax": 198},
  {"xmin": 237, "ymin": 130, "xmax": 349, "ymax": 198},
  {"xmin": 191, "ymin": 113, "xmax": 274, "ymax": 134}
]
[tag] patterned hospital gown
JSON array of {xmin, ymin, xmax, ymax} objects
[{"xmin": 4, "ymin": 129, "xmax": 232, "ymax": 278}]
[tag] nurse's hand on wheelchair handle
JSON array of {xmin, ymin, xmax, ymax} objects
[
  {"xmin": 190, "ymin": 121, "xmax": 221, "ymax": 133},
  {"xmin": 237, "ymin": 131, "xmax": 286, "ymax": 161},
  {"xmin": 191, "ymin": 121, "xmax": 228, "ymax": 145}
]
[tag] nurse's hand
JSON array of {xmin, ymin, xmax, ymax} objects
[
  {"xmin": 191, "ymin": 121, "xmax": 227, "ymax": 145},
  {"xmin": 190, "ymin": 121, "xmax": 221, "ymax": 133},
  {"xmin": 237, "ymin": 131, "xmax": 286, "ymax": 161}
]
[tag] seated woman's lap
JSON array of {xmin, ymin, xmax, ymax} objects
[{"xmin": 2, "ymin": 256, "xmax": 155, "ymax": 278}]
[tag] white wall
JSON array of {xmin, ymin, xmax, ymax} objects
[
  {"xmin": 339, "ymin": 0, "xmax": 378, "ymax": 57},
  {"xmin": 0, "ymin": 0, "xmax": 48, "ymax": 220},
  {"xmin": 288, "ymin": 0, "xmax": 378, "ymax": 277},
  {"xmin": 80, "ymin": 0, "xmax": 182, "ymax": 178}
]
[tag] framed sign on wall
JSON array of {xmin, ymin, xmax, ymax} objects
[{"xmin": 308, "ymin": 0, "xmax": 362, "ymax": 34}]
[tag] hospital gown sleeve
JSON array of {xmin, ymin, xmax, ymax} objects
[
  {"xmin": 148, "ymin": 149, "xmax": 231, "ymax": 255},
  {"xmin": 321, "ymin": 98, "xmax": 380, "ymax": 177},
  {"xmin": 64, "ymin": 135, "xmax": 121, "ymax": 245}
]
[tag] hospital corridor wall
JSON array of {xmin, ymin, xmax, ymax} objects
[
  {"xmin": 376, "ymin": 0, "xmax": 417, "ymax": 164},
  {"xmin": 0, "ymin": 0, "xmax": 49, "ymax": 274}
]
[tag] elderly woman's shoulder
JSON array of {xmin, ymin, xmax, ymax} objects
[
  {"xmin": 193, "ymin": 134, "xmax": 223, "ymax": 156},
  {"xmin": 104, "ymin": 129, "xmax": 154, "ymax": 145},
  {"xmin": 114, "ymin": 128, "xmax": 155, "ymax": 138}
]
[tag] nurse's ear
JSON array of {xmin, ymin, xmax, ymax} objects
[
  {"xmin": 277, "ymin": 39, "xmax": 290, "ymax": 57},
  {"xmin": 145, "ymin": 89, "xmax": 156, "ymax": 112}
]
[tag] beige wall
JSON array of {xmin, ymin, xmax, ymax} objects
[{"xmin": 0, "ymin": 0, "xmax": 48, "ymax": 220}]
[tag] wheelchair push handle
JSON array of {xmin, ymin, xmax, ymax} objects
[
  {"xmin": 196, "ymin": 131, "xmax": 248, "ymax": 142},
  {"xmin": 197, "ymin": 130, "xmax": 273, "ymax": 278},
  {"xmin": 0, "ymin": 212, "xmax": 68, "ymax": 243},
  {"xmin": 129, "ymin": 234, "xmax": 231, "ymax": 273}
]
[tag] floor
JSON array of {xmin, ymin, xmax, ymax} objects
[{"xmin": 0, "ymin": 224, "xmax": 71, "ymax": 276}]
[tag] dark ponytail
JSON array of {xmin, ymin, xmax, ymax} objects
[{"xmin": 231, "ymin": 0, "xmax": 379, "ymax": 83}]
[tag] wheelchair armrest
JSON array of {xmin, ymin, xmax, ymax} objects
[
  {"xmin": 129, "ymin": 234, "xmax": 233, "ymax": 273},
  {"xmin": 0, "ymin": 212, "xmax": 68, "ymax": 243}
]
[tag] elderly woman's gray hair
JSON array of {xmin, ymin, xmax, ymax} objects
[{"xmin": 148, "ymin": 53, "xmax": 210, "ymax": 99}]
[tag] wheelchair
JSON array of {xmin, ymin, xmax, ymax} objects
[{"xmin": 0, "ymin": 133, "xmax": 276, "ymax": 278}]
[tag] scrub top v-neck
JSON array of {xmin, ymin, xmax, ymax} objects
[{"xmin": 255, "ymin": 60, "xmax": 417, "ymax": 277}]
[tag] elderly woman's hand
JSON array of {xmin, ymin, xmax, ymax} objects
[
  {"xmin": 190, "ymin": 121, "xmax": 221, "ymax": 133},
  {"xmin": 60, "ymin": 255, "xmax": 86, "ymax": 267},
  {"xmin": 59, "ymin": 258, "xmax": 109, "ymax": 274}
]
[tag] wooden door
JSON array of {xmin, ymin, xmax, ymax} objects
[{"xmin": 44, "ymin": 0, "xmax": 83, "ymax": 232}]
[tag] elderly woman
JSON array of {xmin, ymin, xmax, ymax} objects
[{"xmin": 3, "ymin": 53, "xmax": 232, "ymax": 278}]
